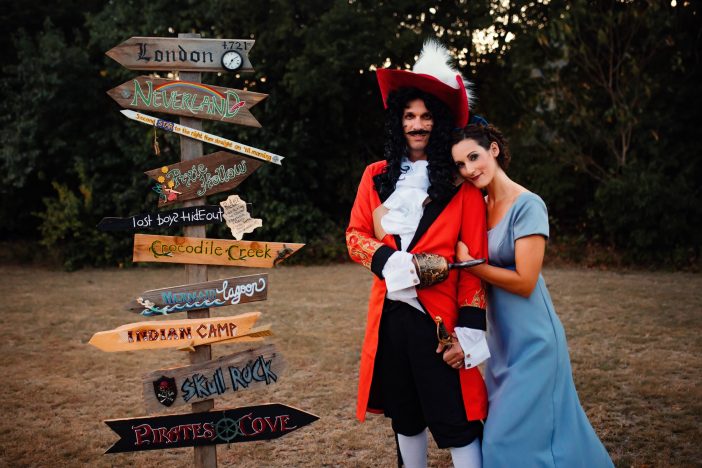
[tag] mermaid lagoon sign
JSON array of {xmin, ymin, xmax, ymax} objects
[{"xmin": 108, "ymin": 76, "xmax": 267, "ymax": 127}]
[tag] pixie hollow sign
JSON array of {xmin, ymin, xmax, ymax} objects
[
  {"xmin": 88, "ymin": 312, "xmax": 270, "ymax": 352},
  {"xmin": 107, "ymin": 76, "xmax": 267, "ymax": 128},
  {"xmin": 133, "ymin": 234, "xmax": 304, "ymax": 268},
  {"xmin": 106, "ymin": 36, "xmax": 255, "ymax": 73},
  {"xmin": 144, "ymin": 151, "xmax": 261, "ymax": 207},
  {"xmin": 142, "ymin": 344, "xmax": 285, "ymax": 412},
  {"xmin": 125, "ymin": 273, "xmax": 267, "ymax": 316},
  {"xmin": 104, "ymin": 403, "xmax": 318, "ymax": 453},
  {"xmin": 97, "ymin": 205, "xmax": 224, "ymax": 232}
]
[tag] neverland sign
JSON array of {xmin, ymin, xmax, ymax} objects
[{"xmin": 107, "ymin": 76, "xmax": 267, "ymax": 127}]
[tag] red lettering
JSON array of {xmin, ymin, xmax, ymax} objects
[
  {"xmin": 179, "ymin": 424, "xmax": 192, "ymax": 440},
  {"xmin": 251, "ymin": 417, "xmax": 265, "ymax": 435},
  {"xmin": 192, "ymin": 423, "xmax": 203, "ymax": 439},
  {"xmin": 238, "ymin": 412, "xmax": 253, "ymax": 436},
  {"xmin": 209, "ymin": 324, "xmax": 217, "ymax": 338},
  {"xmin": 132, "ymin": 423, "xmax": 153, "ymax": 446},
  {"xmin": 279, "ymin": 415, "xmax": 296, "ymax": 431},
  {"xmin": 196, "ymin": 324, "xmax": 207, "ymax": 338},
  {"xmin": 229, "ymin": 323, "xmax": 237, "ymax": 336},
  {"xmin": 263, "ymin": 416, "xmax": 278, "ymax": 432},
  {"xmin": 202, "ymin": 422, "xmax": 216, "ymax": 439},
  {"xmin": 166, "ymin": 426, "xmax": 180, "ymax": 442},
  {"xmin": 156, "ymin": 427, "xmax": 169, "ymax": 443}
]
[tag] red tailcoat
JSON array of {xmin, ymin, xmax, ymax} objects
[{"xmin": 346, "ymin": 161, "xmax": 489, "ymax": 422}]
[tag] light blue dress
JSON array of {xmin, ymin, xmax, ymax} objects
[{"xmin": 482, "ymin": 192, "xmax": 613, "ymax": 468}]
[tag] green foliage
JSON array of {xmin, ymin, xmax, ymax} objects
[{"xmin": 1, "ymin": 1, "xmax": 699, "ymax": 268}]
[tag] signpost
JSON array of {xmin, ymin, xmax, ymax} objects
[
  {"xmin": 125, "ymin": 273, "xmax": 268, "ymax": 316},
  {"xmin": 88, "ymin": 313, "xmax": 271, "ymax": 352},
  {"xmin": 97, "ymin": 205, "xmax": 224, "ymax": 231},
  {"xmin": 144, "ymin": 151, "xmax": 262, "ymax": 207},
  {"xmin": 142, "ymin": 344, "xmax": 285, "ymax": 412},
  {"xmin": 98, "ymin": 32, "xmax": 314, "ymax": 466},
  {"xmin": 106, "ymin": 36, "xmax": 255, "ymax": 73},
  {"xmin": 133, "ymin": 234, "xmax": 304, "ymax": 267},
  {"xmin": 121, "ymin": 110, "xmax": 284, "ymax": 165},
  {"xmin": 107, "ymin": 76, "xmax": 267, "ymax": 127},
  {"xmin": 104, "ymin": 404, "xmax": 319, "ymax": 453}
]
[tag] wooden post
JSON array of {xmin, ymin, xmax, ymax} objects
[{"xmin": 179, "ymin": 32, "xmax": 217, "ymax": 468}]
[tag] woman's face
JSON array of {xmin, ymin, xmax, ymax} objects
[{"xmin": 451, "ymin": 138, "xmax": 500, "ymax": 189}]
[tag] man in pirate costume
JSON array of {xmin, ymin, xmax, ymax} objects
[{"xmin": 346, "ymin": 40, "xmax": 490, "ymax": 467}]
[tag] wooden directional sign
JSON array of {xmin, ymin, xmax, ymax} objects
[
  {"xmin": 133, "ymin": 234, "xmax": 304, "ymax": 268},
  {"xmin": 104, "ymin": 403, "xmax": 318, "ymax": 453},
  {"xmin": 126, "ymin": 273, "xmax": 268, "ymax": 316},
  {"xmin": 122, "ymin": 110, "xmax": 283, "ymax": 165},
  {"xmin": 88, "ymin": 312, "xmax": 270, "ymax": 352},
  {"xmin": 142, "ymin": 344, "xmax": 285, "ymax": 412},
  {"xmin": 144, "ymin": 151, "xmax": 262, "ymax": 207},
  {"xmin": 107, "ymin": 76, "xmax": 266, "ymax": 128},
  {"xmin": 106, "ymin": 36, "xmax": 254, "ymax": 73},
  {"xmin": 97, "ymin": 205, "xmax": 224, "ymax": 232}
]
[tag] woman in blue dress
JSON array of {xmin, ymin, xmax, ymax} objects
[{"xmin": 451, "ymin": 124, "xmax": 613, "ymax": 468}]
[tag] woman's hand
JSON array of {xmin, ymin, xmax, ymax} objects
[
  {"xmin": 456, "ymin": 241, "xmax": 475, "ymax": 263},
  {"xmin": 436, "ymin": 333, "xmax": 466, "ymax": 369}
]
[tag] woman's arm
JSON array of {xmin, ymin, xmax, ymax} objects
[{"xmin": 456, "ymin": 235, "xmax": 546, "ymax": 298}]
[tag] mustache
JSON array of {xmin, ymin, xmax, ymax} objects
[{"xmin": 406, "ymin": 130, "xmax": 431, "ymax": 136}]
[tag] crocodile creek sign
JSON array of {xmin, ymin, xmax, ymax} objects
[
  {"xmin": 132, "ymin": 234, "xmax": 304, "ymax": 268},
  {"xmin": 125, "ymin": 274, "xmax": 268, "ymax": 316},
  {"xmin": 107, "ymin": 76, "xmax": 266, "ymax": 127}
]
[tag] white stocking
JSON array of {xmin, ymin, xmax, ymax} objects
[
  {"xmin": 397, "ymin": 430, "xmax": 428, "ymax": 468},
  {"xmin": 449, "ymin": 438, "xmax": 482, "ymax": 468}
]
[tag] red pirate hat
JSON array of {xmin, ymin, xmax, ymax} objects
[{"xmin": 376, "ymin": 40, "xmax": 473, "ymax": 127}]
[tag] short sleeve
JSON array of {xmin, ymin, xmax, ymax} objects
[{"xmin": 513, "ymin": 194, "xmax": 549, "ymax": 240}]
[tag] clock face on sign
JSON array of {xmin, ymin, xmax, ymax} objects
[{"xmin": 221, "ymin": 50, "xmax": 243, "ymax": 71}]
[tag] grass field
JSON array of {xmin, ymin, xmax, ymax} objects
[{"xmin": 0, "ymin": 263, "xmax": 699, "ymax": 467}]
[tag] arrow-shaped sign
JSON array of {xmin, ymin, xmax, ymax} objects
[
  {"xmin": 125, "ymin": 273, "xmax": 267, "ymax": 316},
  {"xmin": 88, "ymin": 312, "xmax": 269, "ymax": 352},
  {"xmin": 97, "ymin": 205, "xmax": 224, "ymax": 232},
  {"xmin": 106, "ymin": 36, "xmax": 255, "ymax": 73},
  {"xmin": 108, "ymin": 76, "xmax": 266, "ymax": 127},
  {"xmin": 142, "ymin": 344, "xmax": 285, "ymax": 412},
  {"xmin": 121, "ymin": 110, "xmax": 283, "ymax": 165},
  {"xmin": 133, "ymin": 234, "xmax": 304, "ymax": 268},
  {"xmin": 144, "ymin": 151, "xmax": 262, "ymax": 207},
  {"xmin": 104, "ymin": 403, "xmax": 318, "ymax": 453}
]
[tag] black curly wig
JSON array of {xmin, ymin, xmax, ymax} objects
[{"xmin": 373, "ymin": 87, "xmax": 458, "ymax": 202}]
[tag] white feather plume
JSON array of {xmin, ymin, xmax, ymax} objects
[{"xmin": 412, "ymin": 39, "xmax": 474, "ymax": 107}]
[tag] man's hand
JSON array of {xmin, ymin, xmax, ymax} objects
[{"xmin": 436, "ymin": 333, "xmax": 466, "ymax": 369}]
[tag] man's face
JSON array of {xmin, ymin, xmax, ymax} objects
[{"xmin": 402, "ymin": 99, "xmax": 433, "ymax": 160}]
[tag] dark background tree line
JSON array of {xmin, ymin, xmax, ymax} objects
[{"xmin": 1, "ymin": 0, "xmax": 699, "ymax": 270}]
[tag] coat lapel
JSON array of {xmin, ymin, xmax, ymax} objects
[{"xmin": 406, "ymin": 187, "xmax": 459, "ymax": 252}]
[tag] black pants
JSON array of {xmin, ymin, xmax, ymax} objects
[{"xmin": 375, "ymin": 299, "xmax": 482, "ymax": 449}]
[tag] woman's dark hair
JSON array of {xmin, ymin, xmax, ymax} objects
[
  {"xmin": 452, "ymin": 124, "xmax": 511, "ymax": 170},
  {"xmin": 373, "ymin": 87, "xmax": 457, "ymax": 202}
]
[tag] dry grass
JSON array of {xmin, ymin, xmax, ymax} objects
[{"xmin": 0, "ymin": 263, "xmax": 699, "ymax": 467}]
